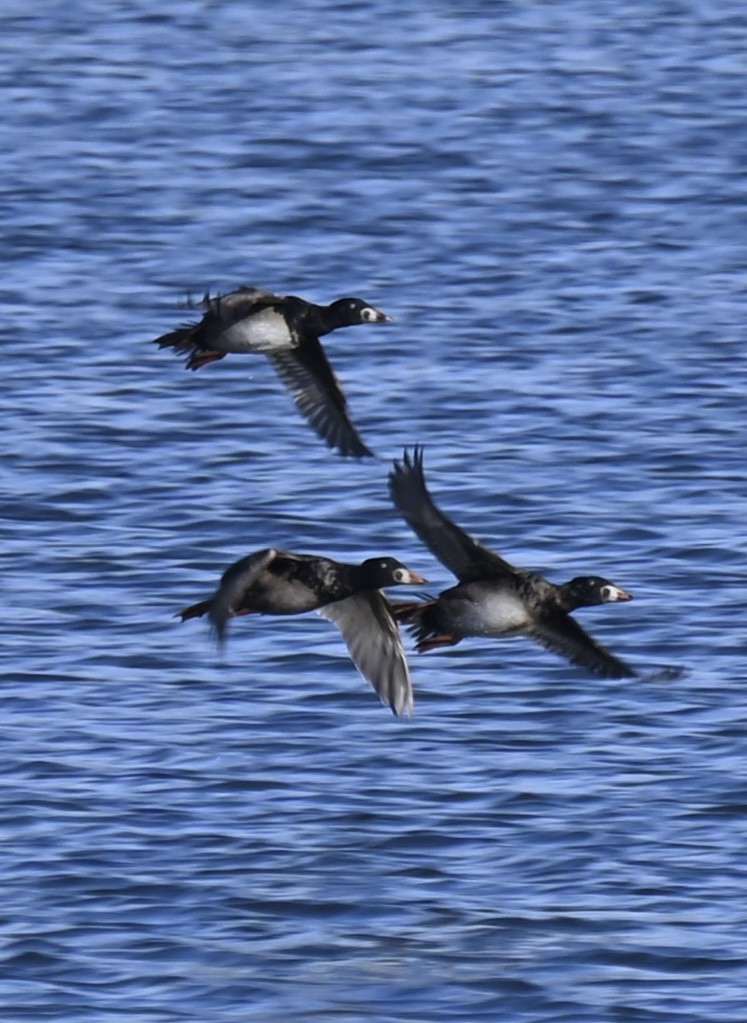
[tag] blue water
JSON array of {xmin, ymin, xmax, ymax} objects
[{"xmin": 3, "ymin": 1, "xmax": 747, "ymax": 1019}]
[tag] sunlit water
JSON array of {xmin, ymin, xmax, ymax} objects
[{"xmin": 3, "ymin": 2, "xmax": 747, "ymax": 1020}]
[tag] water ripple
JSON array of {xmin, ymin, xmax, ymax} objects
[{"xmin": 3, "ymin": 1, "xmax": 747, "ymax": 1020}]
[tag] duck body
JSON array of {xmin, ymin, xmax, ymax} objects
[
  {"xmin": 410, "ymin": 579, "xmax": 537, "ymax": 641},
  {"xmin": 182, "ymin": 548, "xmax": 420, "ymax": 620},
  {"xmin": 153, "ymin": 286, "xmax": 390, "ymax": 457},
  {"xmin": 179, "ymin": 547, "xmax": 426, "ymax": 716},
  {"xmin": 389, "ymin": 448, "xmax": 636, "ymax": 679}
]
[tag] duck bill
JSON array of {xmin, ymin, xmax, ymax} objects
[
  {"xmin": 403, "ymin": 569, "xmax": 428, "ymax": 585},
  {"xmin": 609, "ymin": 585, "xmax": 633, "ymax": 602},
  {"xmin": 370, "ymin": 306, "xmax": 392, "ymax": 323}
]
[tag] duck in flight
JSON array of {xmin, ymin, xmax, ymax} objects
[
  {"xmin": 178, "ymin": 547, "xmax": 426, "ymax": 716},
  {"xmin": 388, "ymin": 447, "xmax": 636, "ymax": 679},
  {"xmin": 152, "ymin": 285, "xmax": 390, "ymax": 457}
]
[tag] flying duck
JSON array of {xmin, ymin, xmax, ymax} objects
[
  {"xmin": 152, "ymin": 285, "xmax": 390, "ymax": 457},
  {"xmin": 178, "ymin": 547, "xmax": 427, "ymax": 716},
  {"xmin": 388, "ymin": 448, "xmax": 636, "ymax": 679}
]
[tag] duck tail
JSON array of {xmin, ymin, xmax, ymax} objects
[
  {"xmin": 153, "ymin": 325, "xmax": 224, "ymax": 371},
  {"xmin": 176, "ymin": 598, "xmax": 213, "ymax": 622},
  {"xmin": 390, "ymin": 598, "xmax": 459, "ymax": 653},
  {"xmin": 153, "ymin": 325, "xmax": 197, "ymax": 355}
]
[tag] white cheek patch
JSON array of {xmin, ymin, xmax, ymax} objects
[
  {"xmin": 361, "ymin": 307, "xmax": 378, "ymax": 322},
  {"xmin": 602, "ymin": 585, "xmax": 627, "ymax": 602}
]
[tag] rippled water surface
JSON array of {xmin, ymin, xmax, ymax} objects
[{"xmin": 3, "ymin": 2, "xmax": 747, "ymax": 1020}]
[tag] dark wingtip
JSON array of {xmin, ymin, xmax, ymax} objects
[
  {"xmin": 643, "ymin": 665, "xmax": 686, "ymax": 682},
  {"xmin": 339, "ymin": 439, "xmax": 375, "ymax": 459},
  {"xmin": 409, "ymin": 444, "xmax": 425, "ymax": 473},
  {"xmin": 208, "ymin": 612, "xmax": 230, "ymax": 649},
  {"xmin": 594, "ymin": 656, "xmax": 639, "ymax": 680},
  {"xmin": 389, "ymin": 444, "xmax": 426, "ymax": 489}
]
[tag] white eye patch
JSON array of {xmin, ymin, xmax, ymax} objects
[{"xmin": 601, "ymin": 584, "xmax": 629, "ymax": 602}]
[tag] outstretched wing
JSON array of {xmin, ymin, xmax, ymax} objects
[
  {"xmin": 209, "ymin": 548, "xmax": 278, "ymax": 643},
  {"xmin": 389, "ymin": 447, "xmax": 516, "ymax": 583},
  {"xmin": 203, "ymin": 285, "xmax": 282, "ymax": 325},
  {"xmin": 527, "ymin": 610, "xmax": 637, "ymax": 679},
  {"xmin": 319, "ymin": 592, "xmax": 414, "ymax": 716},
  {"xmin": 268, "ymin": 338, "xmax": 373, "ymax": 458}
]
